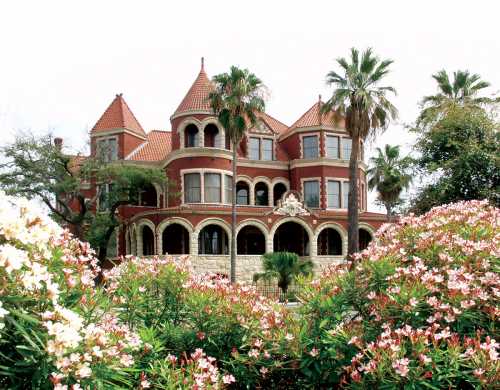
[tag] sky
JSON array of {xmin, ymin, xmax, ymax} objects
[{"xmin": 1, "ymin": 0, "xmax": 499, "ymax": 211}]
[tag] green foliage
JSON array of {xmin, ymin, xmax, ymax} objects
[
  {"xmin": 254, "ymin": 252, "xmax": 313, "ymax": 298},
  {"xmin": 367, "ymin": 144, "xmax": 412, "ymax": 219},
  {"xmin": 410, "ymin": 106, "xmax": 500, "ymax": 214}
]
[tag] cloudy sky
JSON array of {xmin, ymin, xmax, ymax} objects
[{"xmin": 1, "ymin": 0, "xmax": 499, "ymax": 210}]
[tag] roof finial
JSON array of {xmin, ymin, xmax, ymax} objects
[
  {"xmin": 318, "ymin": 94, "xmax": 322, "ymax": 103},
  {"xmin": 201, "ymin": 57, "xmax": 205, "ymax": 71}
]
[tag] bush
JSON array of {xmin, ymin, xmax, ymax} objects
[{"xmin": 298, "ymin": 200, "xmax": 499, "ymax": 388}]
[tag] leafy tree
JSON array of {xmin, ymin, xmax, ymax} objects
[
  {"xmin": 419, "ymin": 69, "xmax": 498, "ymax": 126},
  {"xmin": 253, "ymin": 251, "xmax": 313, "ymax": 298},
  {"xmin": 209, "ymin": 66, "xmax": 266, "ymax": 283},
  {"xmin": 410, "ymin": 106, "xmax": 500, "ymax": 214},
  {"xmin": 0, "ymin": 132, "xmax": 167, "ymax": 262},
  {"xmin": 367, "ymin": 144, "xmax": 412, "ymax": 220},
  {"xmin": 322, "ymin": 48, "xmax": 398, "ymax": 255}
]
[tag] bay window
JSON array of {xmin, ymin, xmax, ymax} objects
[
  {"xmin": 327, "ymin": 180, "xmax": 341, "ymax": 208},
  {"xmin": 304, "ymin": 180, "xmax": 319, "ymax": 208},
  {"xmin": 224, "ymin": 174, "xmax": 232, "ymax": 204},
  {"xmin": 326, "ymin": 135, "xmax": 339, "ymax": 158},
  {"xmin": 343, "ymin": 181, "xmax": 350, "ymax": 208},
  {"xmin": 184, "ymin": 173, "xmax": 201, "ymax": 203},
  {"xmin": 204, "ymin": 173, "xmax": 221, "ymax": 203},
  {"xmin": 303, "ymin": 135, "xmax": 318, "ymax": 158}
]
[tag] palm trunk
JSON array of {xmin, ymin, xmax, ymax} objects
[
  {"xmin": 347, "ymin": 135, "xmax": 360, "ymax": 257},
  {"xmin": 230, "ymin": 140, "xmax": 237, "ymax": 283}
]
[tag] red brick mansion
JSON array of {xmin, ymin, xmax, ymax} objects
[{"xmin": 86, "ymin": 61, "xmax": 387, "ymax": 281}]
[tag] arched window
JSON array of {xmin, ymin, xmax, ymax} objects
[
  {"xmin": 273, "ymin": 222, "xmax": 310, "ymax": 256},
  {"xmin": 317, "ymin": 228, "xmax": 342, "ymax": 255},
  {"xmin": 254, "ymin": 182, "xmax": 269, "ymax": 206},
  {"xmin": 185, "ymin": 124, "xmax": 199, "ymax": 148},
  {"xmin": 142, "ymin": 225, "xmax": 155, "ymax": 256},
  {"xmin": 359, "ymin": 228, "xmax": 373, "ymax": 251},
  {"xmin": 162, "ymin": 224, "xmax": 190, "ymax": 254},
  {"xmin": 140, "ymin": 183, "xmax": 157, "ymax": 207},
  {"xmin": 237, "ymin": 225, "xmax": 265, "ymax": 254},
  {"xmin": 198, "ymin": 225, "xmax": 228, "ymax": 255},
  {"xmin": 236, "ymin": 181, "xmax": 249, "ymax": 205},
  {"xmin": 273, "ymin": 183, "xmax": 287, "ymax": 206},
  {"xmin": 204, "ymin": 124, "xmax": 220, "ymax": 148}
]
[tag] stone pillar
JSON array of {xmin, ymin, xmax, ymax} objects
[{"xmin": 136, "ymin": 228, "xmax": 143, "ymax": 257}]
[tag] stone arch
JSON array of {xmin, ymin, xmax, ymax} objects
[
  {"xmin": 236, "ymin": 219, "xmax": 268, "ymax": 255},
  {"xmin": 125, "ymin": 227, "xmax": 131, "ymax": 255},
  {"xmin": 157, "ymin": 217, "xmax": 194, "ymax": 255},
  {"xmin": 359, "ymin": 223, "xmax": 375, "ymax": 251},
  {"xmin": 129, "ymin": 224, "xmax": 137, "ymax": 255},
  {"xmin": 178, "ymin": 118, "xmax": 202, "ymax": 148},
  {"xmin": 270, "ymin": 217, "xmax": 314, "ymax": 256},
  {"xmin": 135, "ymin": 218, "xmax": 156, "ymax": 256},
  {"xmin": 315, "ymin": 222, "xmax": 347, "ymax": 256},
  {"xmin": 272, "ymin": 179, "xmax": 289, "ymax": 206},
  {"xmin": 236, "ymin": 176, "xmax": 254, "ymax": 205},
  {"xmin": 194, "ymin": 218, "xmax": 231, "ymax": 255},
  {"xmin": 201, "ymin": 118, "xmax": 226, "ymax": 149}
]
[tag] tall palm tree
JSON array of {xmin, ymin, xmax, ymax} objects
[
  {"xmin": 367, "ymin": 144, "xmax": 412, "ymax": 221},
  {"xmin": 253, "ymin": 252, "xmax": 313, "ymax": 299},
  {"xmin": 322, "ymin": 48, "xmax": 398, "ymax": 256},
  {"xmin": 209, "ymin": 66, "xmax": 266, "ymax": 283},
  {"xmin": 419, "ymin": 69, "xmax": 496, "ymax": 125}
]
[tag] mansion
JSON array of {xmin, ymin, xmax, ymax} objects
[{"xmin": 81, "ymin": 60, "xmax": 387, "ymax": 281}]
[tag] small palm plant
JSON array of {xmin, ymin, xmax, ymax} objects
[{"xmin": 253, "ymin": 252, "xmax": 313, "ymax": 299}]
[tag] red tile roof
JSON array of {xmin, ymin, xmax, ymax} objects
[
  {"xmin": 287, "ymin": 100, "xmax": 340, "ymax": 132},
  {"xmin": 127, "ymin": 130, "xmax": 171, "ymax": 161},
  {"xmin": 174, "ymin": 64, "xmax": 214, "ymax": 116},
  {"xmin": 92, "ymin": 94, "xmax": 146, "ymax": 137},
  {"xmin": 257, "ymin": 112, "xmax": 289, "ymax": 134}
]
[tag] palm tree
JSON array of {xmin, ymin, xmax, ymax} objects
[
  {"xmin": 419, "ymin": 69, "xmax": 497, "ymax": 125},
  {"xmin": 367, "ymin": 144, "xmax": 412, "ymax": 221},
  {"xmin": 253, "ymin": 252, "xmax": 313, "ymax": 298},
  {"xmin": 322, "ymin": 48, "xmax": 398, "ymax": 256},
  {"xmin": 209, "ymin": 67, "xmax": 266, "ymax": 283}
]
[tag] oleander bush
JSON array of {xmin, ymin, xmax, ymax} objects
[
  {"xmin": 1, "ymin": 192, "xmax": 498, "ymax": 389},
  {"xmin": 298, "ymin": 200, "xmax": 499, "ymax": 389}
]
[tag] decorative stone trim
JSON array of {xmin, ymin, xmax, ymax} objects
[
  {"xmin": 269, "ymin": 216, "xmax": 316, "ymax": 256},
  {"xmin": 156, "ymin": 217, "xmax": 194, "ymax": 255},
  {"xmin": 135, "ymin": 218, "xmax": 156, "ymax": 256}
]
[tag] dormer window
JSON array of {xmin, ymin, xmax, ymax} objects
[
  {"xmin": 303, "ymin": 135, "xmax": 318, "ymax": 159},
  {"xmin": 97, "ymin": 138, "xmax": 118, "ymax": 162},
  {"xmin": 248, "ymin": 137, "xmax": 274, "ymax": 161}
]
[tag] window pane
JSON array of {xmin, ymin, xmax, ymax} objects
[
  {"xmin": 304, "ymin": 180, "xmax": 319, "ymax": 208},
  {"xmin": 262, "ymin": 139, "xmax": 273, "ymax": 161},
  {"xmin": 249, "ymin": 137, "xmax": 260, "ymax": 160},
  {"xmin": 236, "ymin": 183, "xmax": 249, "ymax": 205},
  {"xmin": 184, "ymin": 173, "xmax": 201, "ymax": 203},
  {"xmin": 342, "ymin": 138, "xmax": 352, "ymax": 160},
  {"xmin": 204, "ymin": 173, "xmax": 221, "ymax": 203},
  {"xmin": 326, "ymin": 136, "xmax": 339, "ymax": 158},
  {"xmin": 109, "ymin": 139, "xmax": 118, "ymax": 161},
  {"xmin": 327, "ymin": 180, "xmax": 341, "ymax": 208},
  {"xmin": 343, "ymin": 181, "xmax": 350, "ymax": 208},
  {"xmin": 303, "ymin": 136, "xmax": 318, "ymax": 158},
  {"xmin": 255, "ymin": 183, "xmax": 268, "ymax": 206},
  {"xmin": 224, "ymin": 174, "xmax": 232, "ymax": 204}
]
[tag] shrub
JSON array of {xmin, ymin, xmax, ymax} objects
[{"xmin": 298, "ymin": 200, "xmax": 499, "ymax": 388}]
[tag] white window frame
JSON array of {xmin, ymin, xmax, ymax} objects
[
  {"xmin": 181, "ymin": 168, "xmax": 232, "ymax": 205},
  {"xmin": 96, "ymin": 136, "xmax": 118, "ymax": 162},
  {"xmin": 325, "ymin": 134, "xmax": 340, "ymax": 159},
  {"xmin": 300, "ymin": 177, "xmax": 321, "ymax": 209},
  {"xmin": 324, "ymin": 177, "xmax": 350, "ymax": 210}
]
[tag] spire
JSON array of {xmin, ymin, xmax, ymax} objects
[
  {"xmin": 92, "ymin": 94, "xmax": 146, "ymax": 137},
  {"xmin": 318, "ymin": 94, "xmax": 322, "ymax": 126},
  {"xmin": 173, "ymin": 59, "xmax": 213, "ymax": 116}
]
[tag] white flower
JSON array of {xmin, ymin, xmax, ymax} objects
[
  {"xmin": 0, "ymin": 301, "xmax": 9, "ymax": 318},
  {"xmin": 0, "ymin": 244, "xmax": 29, "ymax": 272}
]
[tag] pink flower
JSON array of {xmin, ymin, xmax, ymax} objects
[
  {"xmin": 260, "ymin": 366, "xmax": 269, "ymax": 375},
  {"xmin": 223, "ymin": 374, "xmax": 235, "ymax": 384},
  {"xmin": 392, "ymin": 358, "xmax": 410, "ymax": 377},
  {"xmin": 309, "ymin": 347, "xmax": 319, "ymax": 357}
]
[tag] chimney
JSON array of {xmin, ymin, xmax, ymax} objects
[{"xmin": 54, "ymin": 137, "xmax": 63, "ymax": 150}]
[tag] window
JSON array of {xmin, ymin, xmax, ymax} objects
[
  {"xmin": 262, "ymin": 139, "xmax": 273, "ymax": 161},
  {"xmin": 98, "ymin": 183, "xmax": 114, "ymax": 211},
  {"xmin": 327, "ymin": 180, "xmax": 341, "ymax": 208},
  {"xmin": 342, "ymin": 138, "xmax": 352, "ymax": 160},
  {"xmin": 97, "ymin": 138, "xmax": 118, "ymax": 162},
  {"xmin": 255, "ymin": 182, "xmax": 269, "ymax": 206},
  {"xmin": 249, "ymin": 137, "xmax": 260, "ymax": 160},
  {"xmin": 184, "ymin": 173, "xmax": 201, "ymax": 203},
  {"xmin": 204, "ymin": 173, "xmax": 221, "ymax": 203},
  {"xmin": 326, "ymin": 135, "xmax": 339, "ymax": 158},
  {"xmin": 343, "ymin": 181, "xmax": 350, "ymax": 208},
  {"xmin": 224, "ymin": 175, "xmax": 232, "ymax": 204},
  {"xmin": 304, "ymin": 180, "xmax": 319, "ymax": 208},
  {"xmin": 236, "ymin": 182, "xmax": 249, "ymax": 205},
  {"xmin": 199, "ymin": 225, "xmax": 228, "ymax": 255},
  {"xmin": 185, "ymin": 124, "xmax": 199, "ymax": 148},
  {"xmin": 303, "ymin": 135, "xmax": 318, "ymax": 158}
]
